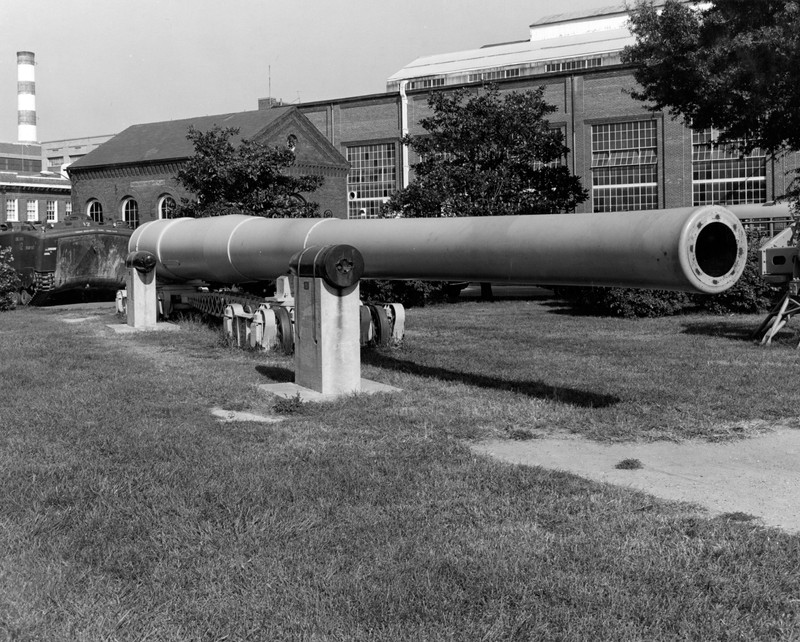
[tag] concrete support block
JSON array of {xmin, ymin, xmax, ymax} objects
[
  {"xmin": 293, "ymin": 275, "xmax": 361, "ymax": 395},
  {"xmin": 126, "ymin": 266, "xmax": 158, "ymax": 329}
]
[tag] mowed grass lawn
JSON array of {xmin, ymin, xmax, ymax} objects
[{"xmin": 1, "ymin": 296, "xmax": 799, "ymax": 640}]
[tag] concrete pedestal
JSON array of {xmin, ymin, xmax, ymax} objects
[
  {"xmin": 126, "ymin": 266, "xmax": 158, "ymax": 329},
  {"xmin": 293, "ymin": 275, "xmax": 361, "ymax": 395}
]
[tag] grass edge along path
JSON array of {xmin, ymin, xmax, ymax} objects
[{"xmin": 0, "ymin": 304, "xmax": 798, "ymax": 640}]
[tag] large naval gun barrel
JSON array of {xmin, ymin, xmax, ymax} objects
[{"xmin": 129, "ymin": 205, "xmax": 747, "ymax": 294}]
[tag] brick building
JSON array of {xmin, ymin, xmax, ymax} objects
[
  {"xmin": 68, "ymin": 107, "xmax": 349, "ymax": 225},
  {"xmin": 279, "ymin": 3, "xmax": 797, "ymax": 219},
  {"xmin": 0, "ymin": 142, "xmax": 71, "ymax": 227},
  {"xmin": 67, "ymin": 3, "xmax": 798, "ymax": 225},
  {"xmin": 41, "ymin": 135, "xmax": 115, "ymax": 177}
]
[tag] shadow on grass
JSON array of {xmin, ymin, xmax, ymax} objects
[
  {"xmin": 537, "ymin": 299, "xmax": 607, "ymax": 317},
  {"xmin": 363, "ymin": 351, "xmax": 619, "ymax": 408},
  {"xmin": 255, "ymin": 365, "xmax": 294, "ymax": 382},
  {"xmin": 680, "ymin": 320, "xmax": 762, "ymax": 342},
  {"xmin": 37, "ymin": 289, "xmax": 118, "ymax": 307}
]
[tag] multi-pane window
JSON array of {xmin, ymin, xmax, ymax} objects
[
  {"xmin": 46, "ymin": 200, "xmax": 57, "ymax": 222},
  {"xmin": 88, "ymin": 200, "xmax": 103, "ymax": 223},
  {"xmin": 545, "ymin": 58, "xmax": 601, "ymax": 73},
  {"xmin": 468, "ymin": 68, "xmax": 521, "ymax": 83},
  {"xmin": 159, "ymin": 195, "xmax": 177, "ymax": 219},
  {"xmin": 26, "ymin": 200, "xmax": 38, "ymax": 222},
  {"xmin": 591, "ymin": 120, "xmax": 658, "ymax": 212},
  {"xmin": 65, "ymin": 201, "xmax": 72, "ymax": 217},
  {"xmin": 407, "ymin": 77, "xmax": 445, "ymax": 90},
  {"xmin": 347, "ymin": 143, "xmax": 397, "ymax": 218},
  {"xmin": 692, "ymin": 128, "xmax": 766, "ymax": 205},
  {"xmin": 6, "ymin": 199, "xmax": 18, "ymax": 222},
  {"xmin": 122, "ymin": 198, "xmax": 139, "ymax": 227}
]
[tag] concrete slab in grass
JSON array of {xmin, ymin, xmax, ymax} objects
[
  {"xmin": 261, "ymin": 379, "xmax": 401, "ymax": 403},
  {"xmin": 473, "ymin": 427, "xmax": 800, "ymax": 534},
  {"xmin": 107, "ymin": 322, "xmax": 180, "ymax": 334},
  {"xmin": 210, "ymin": 407, "xmax": 284, "ymax": 424}
]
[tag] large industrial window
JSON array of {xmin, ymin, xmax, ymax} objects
[
  {"xmin": 26, "ymin": 200, "xmax": 38, "ymax": 222},
  {"xmin": 347, "ymin": 143, "xmax": 397, "ymax": 219},
  {"xmin": 6, "ymin": 199, "xmax": 18, "ymax": 222},
  {"xmin": 46, "ymin": 200, "xmax": 57, "ymax": 222},
  {"xmin": 122, "ymin": 198, "xmax": 139, "ymax": 227},
  {"xmin": 591, "ymin": 120, "xmax": 658, "ymax": 212},
  {"xmin": 692, "ymin": 128, "xmax": 766, "ymax": 205}
]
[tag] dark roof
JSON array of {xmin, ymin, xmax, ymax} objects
[{"xmin": 70, "ymin": 107, "xmax": 296, "ymax": 169}]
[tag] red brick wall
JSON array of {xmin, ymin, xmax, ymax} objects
[
  {"xmin": 70, "ymin": 164, "xmax": 189, "ymax": 225},
  {"xmin": 70, "ymin": 116, "xmax": 349, "ymax": 222},
  {"xmin": 297, "ymin": 68, "xmax": 800, "ymax": 216}
]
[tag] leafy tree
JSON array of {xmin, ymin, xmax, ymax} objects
[
  {"xmin": 386, "ymin": 85, "xmax": 587, "ymax": 217},
  {"xmin": 621, "ymin": 0, "xmax": 800, "ymax": 154},
  {"xmin": 176, "ymin": 125, "xmax": 324, "ymax": 218},
  {"xmin": 594, "ymin": 1, "xmax": 800, "ymax": 318}
]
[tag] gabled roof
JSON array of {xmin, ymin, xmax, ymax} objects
[{"xmin": 69, "ymin": 107, "xmax": 302, "ymax": 169}]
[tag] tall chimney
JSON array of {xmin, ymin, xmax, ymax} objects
[{"xmin": 17, "ymin": 51, "xmax": 37, "ymax": 143}]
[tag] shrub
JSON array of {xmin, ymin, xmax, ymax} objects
[
  {"xmin": 359, "ymin": 280, "xmax": 457, "ymax": 308},
  {"xmin": 0, "ymin": 247, "xmax": 20, "ymax": 311},
  {"xmin": 555, "ymin": 228, "xmax": 784, "ymax": 317},
  {"xmin": 554, "ymin": 285, "xmax": 690, "ymax": 318}
]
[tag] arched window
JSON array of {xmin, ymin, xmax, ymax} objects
[
  {"xmin": 122, "ymin": 198, "xmax": 139, "ymax": 227},
  {"xmin": 87, "ymin": 200, "xmax": 103, "ymax": 223},
  {"xmin": 158, "ymin": 195, "xmax": 177, "ymax": 219}
]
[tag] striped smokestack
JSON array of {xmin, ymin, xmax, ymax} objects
[{"xmin": 17, "ymin": 51, "xmax": 37, "ymax": 143}]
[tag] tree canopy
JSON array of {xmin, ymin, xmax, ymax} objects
[
  {"xmin": 385, "ymin": 86, "xmax": 587, "ymax": 217},
  {"xmin": 622, "ymin": 0, "xmax": 800, "ymax": 154},
  {"xmin": 176, "ymin": 125, "xmax": 324, "ymax": 218}
]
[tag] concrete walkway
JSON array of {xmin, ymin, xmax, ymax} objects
[{"xmin": 473, "ymin": 428, "xmax": 800, "ymax": 534}]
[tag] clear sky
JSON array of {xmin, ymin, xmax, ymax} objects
[{"xmin": 0, "ymin": 0, "xmax": 618, "ymax": 143}]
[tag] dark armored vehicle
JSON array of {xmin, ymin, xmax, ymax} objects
[{"xmin": 0, "ymin": 217, "xmax": 133, "ymax": 305}]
